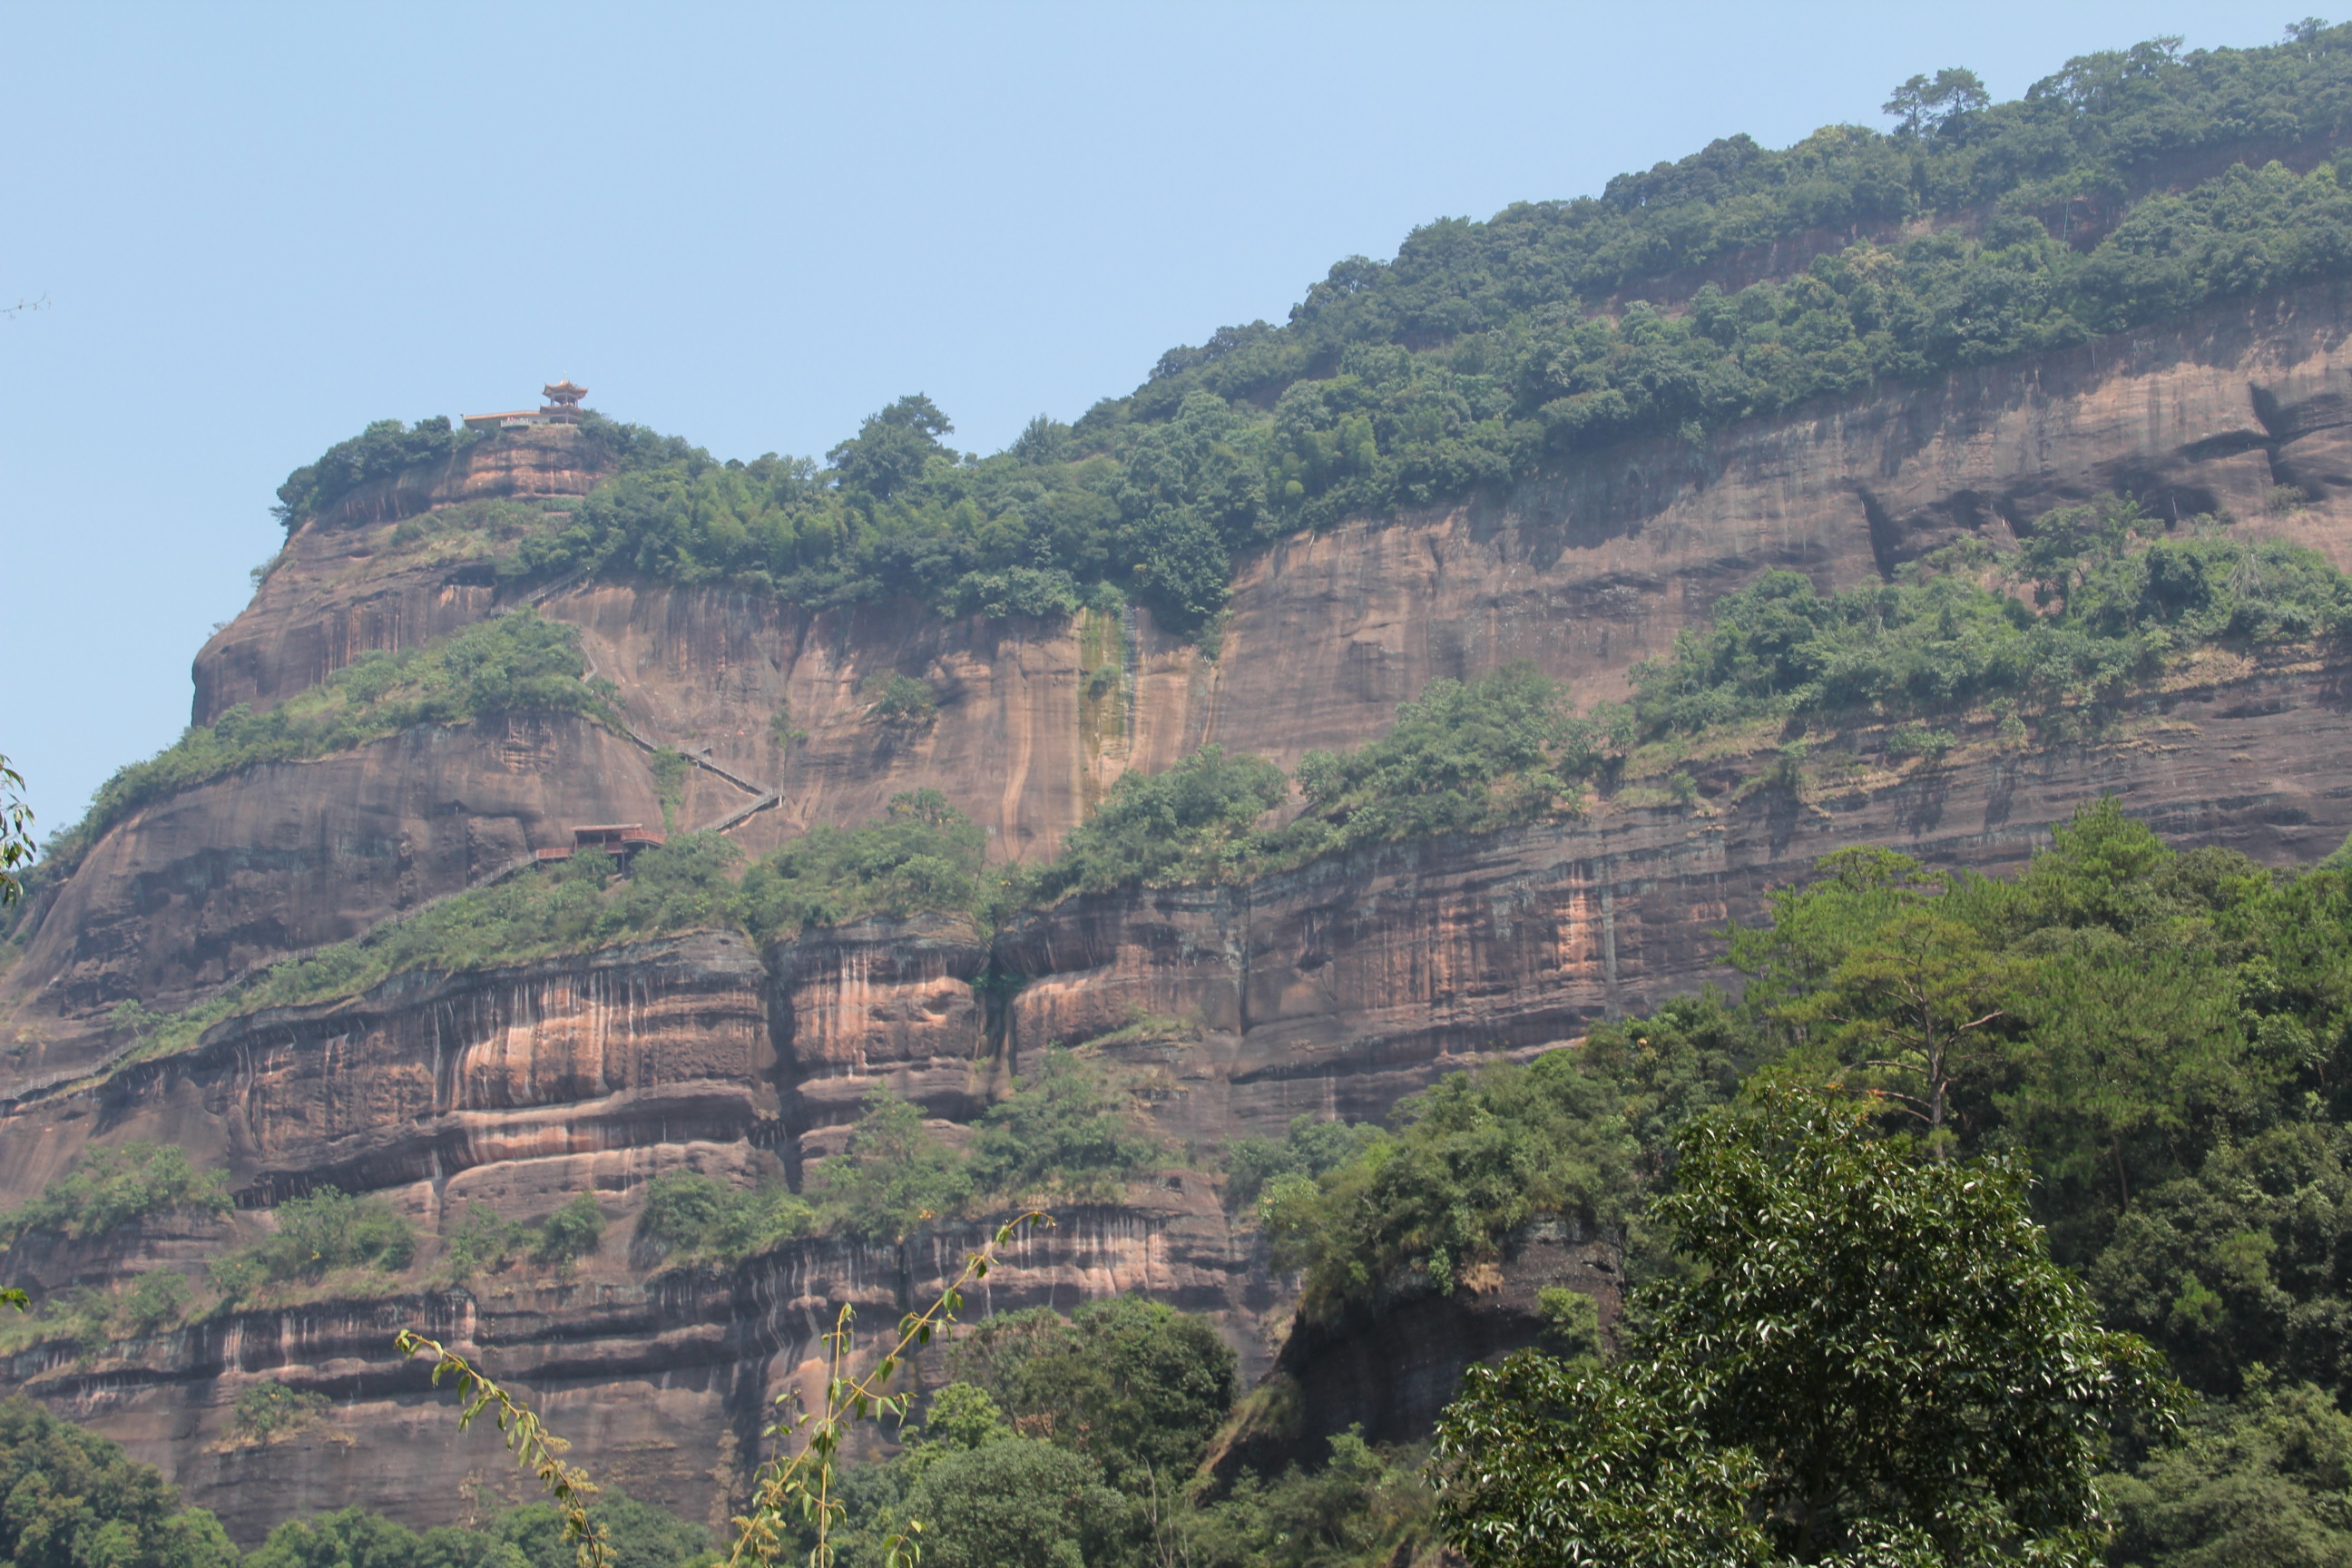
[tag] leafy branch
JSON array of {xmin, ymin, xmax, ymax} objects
[
  {"xmin": 392, "ymin": 1330, "xmax": 615, "ymax": 1568},
  {"xmin": 397, "ymin": 1210, "xmax": 1050, "ymax": 1568},
  {"xmin": 725, "ymin": 1211, "xmax": 1050, "ymax": 1568}
]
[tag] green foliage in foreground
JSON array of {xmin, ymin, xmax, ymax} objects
[
  {"xmin": 1435, "ymin": 1093, "xmax": 2178, "ymax": 1568},
  {"xmin": 2111, "ymin": 1370, "xmax": 2352, "ymax": 1568},
  {"xmin": 0, "ymin": 1142, "xmax": 230, "ymax": 1244},
  {"xmin": 0, "ymin": 754, "xmax": 31, "ymax": 907},
  {"xmin": 1632, "ymin": 512, "xmax": 2352, "ymax": 739},
  {"xmin": 243, "ymin": 1490, "xmax": 711, "ymax": 1568},
  {"xmin": 944, "ymin": 1295, "xmax": 1237, "ymax": 1492},
  {"xmin": 0, "ymin": 1396, "xmax": 237, "ymax": 1568},
  {"xmin": 824, "ymin": 1297, "xmax": 1429, "ymax": 1568},
  {"xmin": 338, "ymin": 30, "xmax": 2352, "ymax": 635},
  {"xmin": 36, "ymin": 611, "xmax": 614, "ymax": 882}
]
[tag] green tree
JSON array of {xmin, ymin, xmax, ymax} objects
[
  {"xmin": 1778, "ymin": 905, "xmax": 2015, "ymax": 1146},
  {"xmin": 965, "ymin": 1052, "xmax": 1163, "ymax": 1206},
  {"xmin": 809, "ymin": 1092, "xmax": 967, "ymax": 1246},
  {"xmin": 534, "ymin": 1194, "xmax": 605, "ymax": 1266},
  {"xmin": 1024, "ymin": 745, "xmax": 1289, "ymax": 900},
  {"xmin": 0, "ymin": 755, "xmax": 31, "ymax": 906},
  {"xmin": 1882, "ymin": 67, "xmax": 1990, "ymax": 136},
  {"xmin": 828, "ymin": 397, "xmax": 954, "ymax": 503},
  {"xmin": 1264, "ymin": 1048, "xmax": 1637, "ymax": 1317},
  {"xmin": 0, "ymin": 1143, "xmax": 231, "ymax": 1244},
  {"xmin": 892, "ymin": 1438, "xmax": 1128, "ymax": 1568},
  {"xmin": 632, "ymin": 1172, "xmax": 813, "ymax": 1268},
  {"xmin": 2110, "ymin": 1370, "xmax": 2352, "ymax": 1568},
  {"xmin": 0, "ymin": 1396, "xmax": 237, "ymax": 1568},
  {"xmin": 213, "ymin": 1188, "xmax": 416, "ymax": 1298},
  {"xmin": 948, "ymin": 1296, "xmax": 1235, "ymax": 1493},
  {"xmin": 1168, "ymin": 1429, "xmax": 1436, "ymax": 1568},
  {"xmin": 1435, "ymin": 1092, "xmax": 2178, "ymax": 1566}
]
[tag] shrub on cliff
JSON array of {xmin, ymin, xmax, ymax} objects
[
  {"xmin": 534, "ymin": 1194, "xmax": 606, "ymax": 1267},
  {"xmin": 737, "ymin": 789, "xmax": 987, "ymax": 939},
  {"xmin": 1273, "ymin": 664, "xmax": 1598, "ymax": 858},
  {"xmin": 808, "ymin": 1091, "xmax": 971, "ymax": 1246},
  {"xmin": 965, "ymin": 1049, "xmax": 1166, "ymax": 1206},
  {"xmin": 211, "ymin": 1188, "xmax": 416, "ymax": 1300},
  {"xmin": 1263, "ymin": 1049, "xmax": 1639, "ymax": 1320},
  {"xmin": 231, "ymin": 1381, "xmax": 330, "ymax": 1443},
  {"xmin": 0, "ymin": 1142, "xmax": 230, "ymax": 1245},
  {"xmin": 1629, "ymin": 514, "xmax": 2352, "ymax": 742},
  {"xmin": 1020, "ymin": 746, "xmax": 1289, "ymax": 901},
  {"xmin": 1020, "ymin": 668, "xmax": 1605, "ymax": 904},
  {"xmin": 632, "ymin": 1171, "xmax": 814, "ymax": 1267},
  {"xmin": 120, "ymin": 835, "xmax": 749, "ymax": 1063}
]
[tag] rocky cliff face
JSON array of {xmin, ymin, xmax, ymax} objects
[
  {"xmin": 3, "ymin": 283, "xmax": 2351, "ymax": 1535},
  {"xmin": 24, "ymin": 281, "xmax": 2347, "ymax": 1055}
]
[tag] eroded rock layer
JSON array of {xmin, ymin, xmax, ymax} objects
[{"xmin": 1, "ymin": 283, "xmax": 2350, "ymax": 1535}]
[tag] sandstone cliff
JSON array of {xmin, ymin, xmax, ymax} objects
[{"xmin": 2, "ymin": 281, "xmax": 2351, "ymax": 1535}]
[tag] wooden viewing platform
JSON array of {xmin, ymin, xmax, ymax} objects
[{"xmin": 534, "ymin": 823, "xmax": 666, "ymax": 863}]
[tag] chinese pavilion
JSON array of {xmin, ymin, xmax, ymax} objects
[{"xmin": 462, "ymin": 379, "xmax": 591, "ymax": 432}]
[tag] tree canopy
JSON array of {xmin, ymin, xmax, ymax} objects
[{"xmin": 1435, "ymin": 1093, "xmax": 2178, "ymax": 1566}]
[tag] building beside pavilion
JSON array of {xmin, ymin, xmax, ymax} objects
[{"xmin": 462, "ymin": 379, "xmax": 590, "ymax": 432}]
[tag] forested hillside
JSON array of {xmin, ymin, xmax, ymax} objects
[{"xmin": 275, "ymin": 24, "xmax": 2352, "ymax": 631}]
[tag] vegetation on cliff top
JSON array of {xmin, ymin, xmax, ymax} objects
[
  {"xmin": 296, "ymin": 25, "xmax": 2352, "ymax": 632},
  {"xmin": 32, "ymin": 611, "xmax": 618, "ymax": 887},
  {"xmin": 0, "ymin": 1143, "xmax": 230, "ymax": 1245},
  {"xmin": 1632, "ymin": 502, "xmax": 2352, "ymax": 740},
  {"xmin": 30, "ymin": 26, "xmax": 2352, "ymax": 931}
]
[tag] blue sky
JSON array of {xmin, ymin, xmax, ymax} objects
[{"xmin": 0, "ymin": 1, "xmax": 2301, "ymax": 835}]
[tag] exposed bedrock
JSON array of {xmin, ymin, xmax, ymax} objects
[
  {"xmin": 0, "ymin": 935, "xmax": 778, "ymax": 1214},
  {"xmin": 764, "ymin": 914, "xmax": 991, "ymax": 1167},
  {"xmin": 995, "ymin": 658, "xmax": 2352, "ymax": 1152},
  {"xmin": 4, "ymin": 284, "xmax": 2352, "ymax": 1529},
  {"xmin": 8, "ymin": 1199, "xmax": 1265, "ymax": 1546},
  {"xmin": 1, "ymin": 716, "xmax": 665, "ymax": 1081},
  {"xmin": 530, "ymin": 279, "xmax": 2352, "ymax": 849},
  {"xmin": 1, "ymin": 654, "xmax": 2343, "ymax": 1532},
  {"xmin": 192, "ymin": 426, "xmax": 614, "ymax": 725},
  {"xmin": 181, "ymin": 283, "xmax": 2352, "ymax": 872},
  {"xmin": 1210, "ymin": 1220, "xmax": 1626, "ymax": 1482}
]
